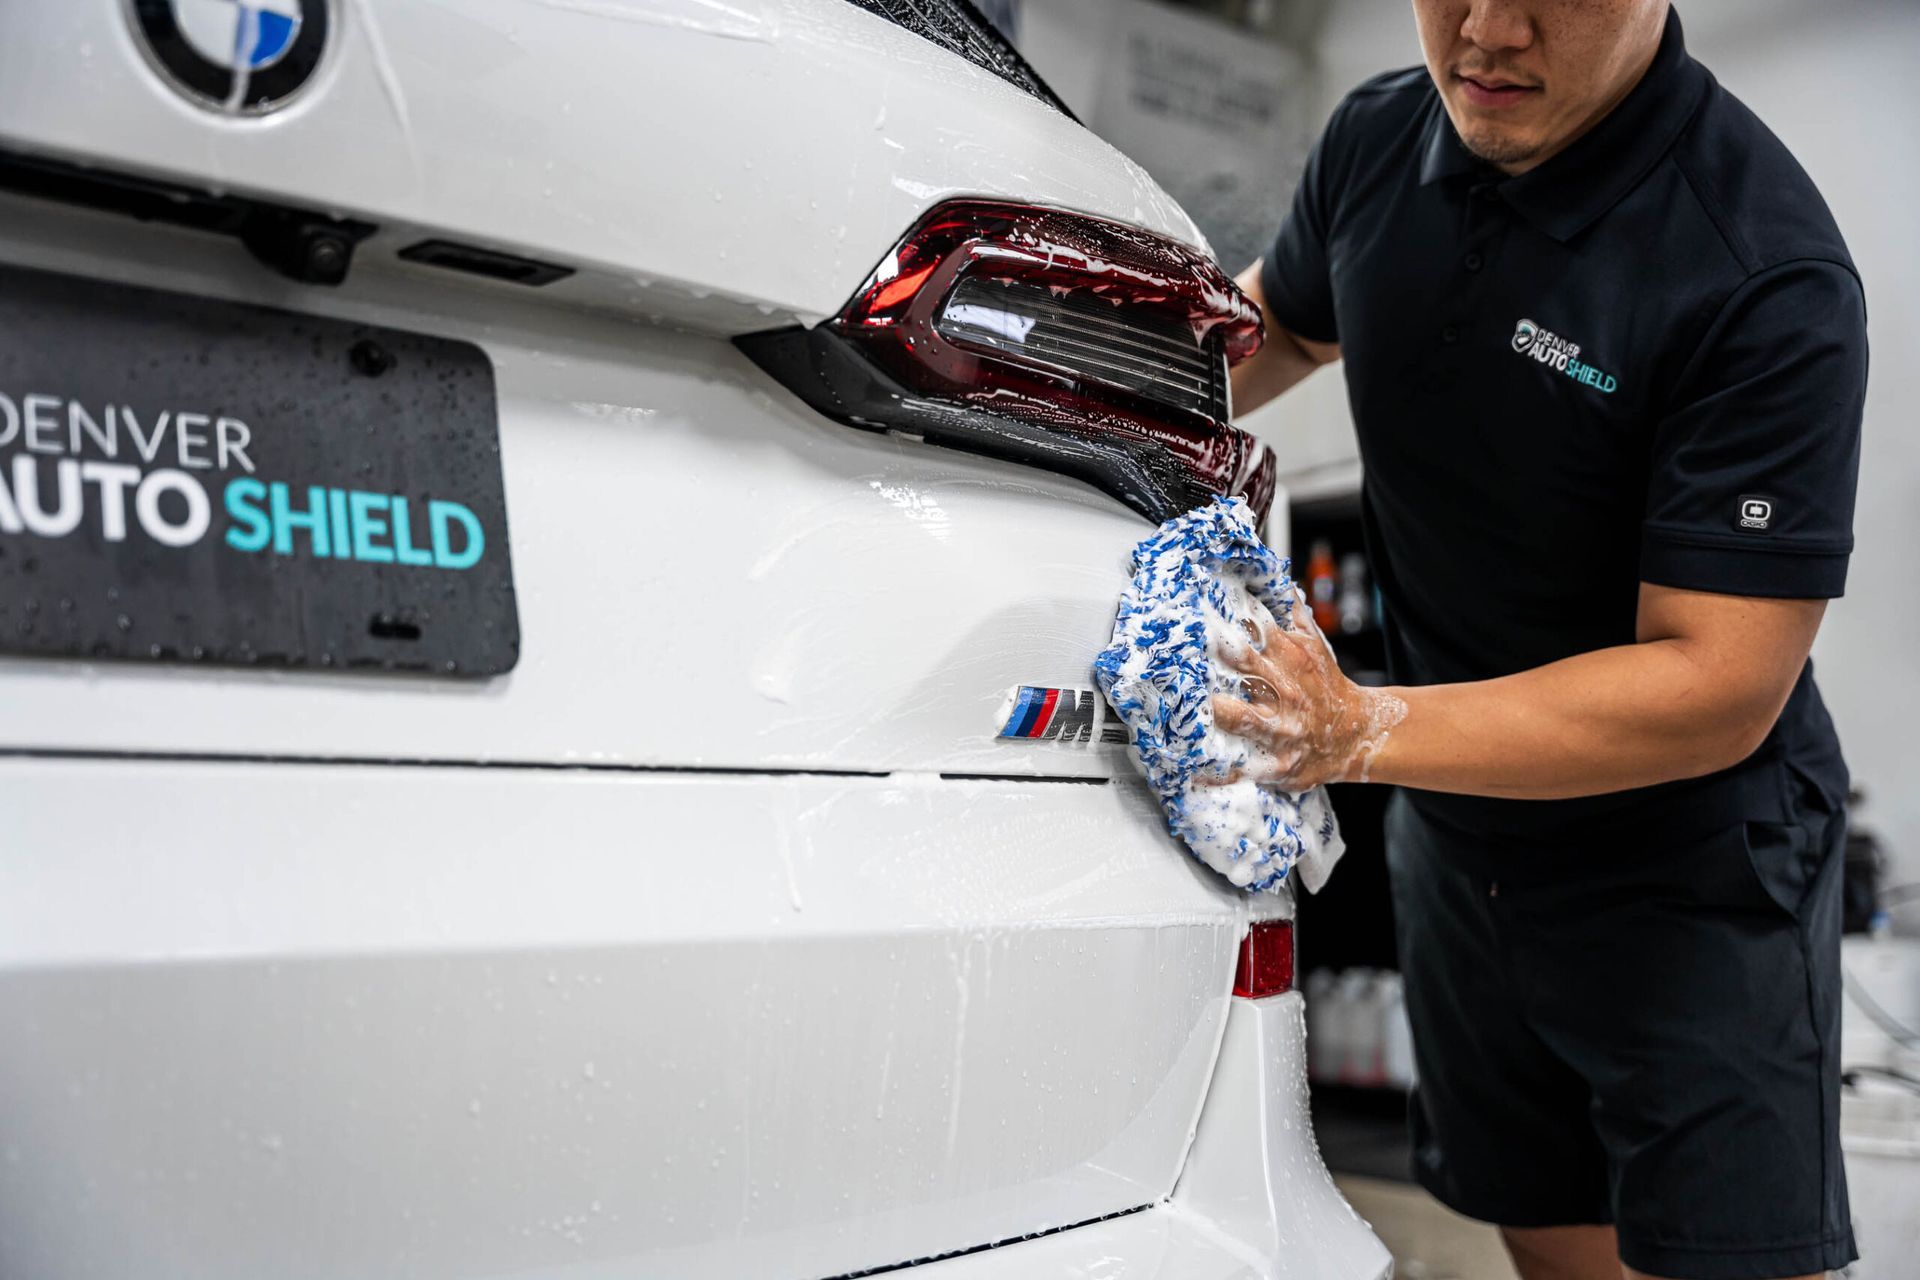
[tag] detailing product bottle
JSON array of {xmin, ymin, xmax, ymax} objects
[
  {"xmin": 1337, "ymin": 553, "xmax": 1370, "ymax": 634},
  {"xmin": 1380, "ymin": 971, "xmax": 1417, "ymax": 1087},
  {"xmin": 1307, "ymin": 539, "xmax": 1339, "ymax": 633},
  {"xmin": 1303, "ymin": 969, "xmax": 1337, "ymax": 1082},
  {"xmin": 1332, "ymin": 968, "xmax": 1378, "ymax": 1084}
]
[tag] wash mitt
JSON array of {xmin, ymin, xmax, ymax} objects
[{"xmin": 1093, "ymin": 496, "xmax": 1345, "ymax": 893}]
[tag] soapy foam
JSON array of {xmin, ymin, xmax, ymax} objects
[
  {"xmin": 1353, "ymin": 690, "xmax": 1407, "ymax": 784},
  {"xmin": 1214, "ymin": 596, "xmax": 1408, "ymax": 789}
]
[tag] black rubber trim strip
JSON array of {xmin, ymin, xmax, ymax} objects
[
  {"xmin": 821, "ymin": 1202, "xmax": 1153, "ymax": 1278},
  {"xmin": 0, "ymin": 149, "xmax": 374, "ymax": 286},
  {"xmin": 398, "ymin": 238, "xmax": 575, "ymax": 287},
  {"xmin": 735, "ymin": 324, "xmax": 1204, "ymax": 524},
  {"xmin": 0, "ymin": 747, "xmax": 888, "ymax": 779},
  {"xmin": 939, "ymin": 771, "xmax": 1108, "ymax": 785},
  {"xmin": 835, "ymin": 0, "xmax": 1078, "ymax": 121},
  {"xmin": 0, "ymin": 748, "xmax": 1112, "ymax": 786}
]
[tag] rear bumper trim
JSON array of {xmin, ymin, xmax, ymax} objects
[
  {"xmin": 0, "ymin": 148, "xmax": 374, "ymax": 285},
  {"xmin": 823, "ymin": 1203, "xmax": 1152, "ymax": 1279}
]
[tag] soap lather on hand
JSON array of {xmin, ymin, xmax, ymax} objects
[{"xmin": 1209, "ymin": 593, "xmax": 1407, "ymax": 790}]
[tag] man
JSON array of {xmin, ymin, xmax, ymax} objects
[{"xmin": 1220, "ymin": 3, "xmax": 1866, "ymax": 1279}]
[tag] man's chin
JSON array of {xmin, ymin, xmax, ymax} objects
[{"xmin": 1456, "ymin": 123, "xmax": 1546, "ymax": 170}]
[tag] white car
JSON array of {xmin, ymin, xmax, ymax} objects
[{"xmin": 0, "ymin": 1, "xmax": 1391, "ymax": 1277}]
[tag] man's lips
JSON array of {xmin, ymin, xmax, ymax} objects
[{"xmin": 1456, "ymin": 74, "xmax": 1540, "ymax": 108}]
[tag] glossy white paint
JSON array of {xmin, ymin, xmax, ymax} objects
[
  {"xmin": 1172, "ymin": 997, "xmax": 1396, "ymax": 1278},
  {"xmin": 0, "ymin": 191, "xmax": 1142, "ymax": 781},
  {"xmin": 0, "ymin": 757, "xmax": 1243, "ymax": 1279},
  {"xmin": 907, "ymin": 996, "xmax": 1393, "ymax": 1279},
  {"xmin": 0, "ymin": 0, "xmax": 1383, "ymax": 1273},
  {"xmin": 0, "ymin": 0, "xmax": 1201, "ymax": 332}
]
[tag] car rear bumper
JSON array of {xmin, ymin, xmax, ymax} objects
[
  {"xmin": 0, "ymin": 754, "xmax": 1243, "ymax": 1278},
  {"xmin": 0, "ymin": 751, "xmax": 1384, "ymax": 1280},
  {"xmin": 909, "ymin": 995, "xmax": 1394, "ymax": 1280}
]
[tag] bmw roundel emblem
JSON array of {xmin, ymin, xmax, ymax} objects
[{"xmin": 128, "ymin": 0, "xmax": 330, "ymax": 115}]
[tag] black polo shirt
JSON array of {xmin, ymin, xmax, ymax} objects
[{"xmin": 1260, "ymin": 9, "xmax": 1867, "ymax": 845}]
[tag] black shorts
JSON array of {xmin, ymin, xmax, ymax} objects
[{"xmin": 1386, "ymin": 785, "xmax": 1857, "ymax": 1280}]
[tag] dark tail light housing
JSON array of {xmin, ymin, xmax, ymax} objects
[{"xmin": 736, "ymin": 200, "xmax": 1275, "ymax": 524}]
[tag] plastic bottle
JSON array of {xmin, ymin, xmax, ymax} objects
[
  {"xmin": 1337, "ymin": 553, "xmax": 1370, "ymax": 634},
  {"xmin": 1332, "ymin": 968, "xmax": 1377, "ymax": 1084},
  {"xmin": 1303, "ymin": 969, "xmax": 1337, "ymax": 1082},
  {"xmin": 1352, "ymin": 971, "xmax": 1392, "ymax": 1086},
  {"xmin": 1380, "ymin": 972, "xmax": 1417, "ymax": 1087},
  {"xmin": 1307, "ymin": 539, "xmax": 1339, "ymax": 634}
]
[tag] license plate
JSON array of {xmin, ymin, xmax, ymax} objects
[{"xmin": 0, "ymin": 264, "xmax": 519, "ymax": 675}]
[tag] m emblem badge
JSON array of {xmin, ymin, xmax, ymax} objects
[{"xmin": 997, "ymin": 686, "xmax": 1128, "ymax": 745}]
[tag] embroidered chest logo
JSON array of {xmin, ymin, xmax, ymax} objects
[{"xmin": 1511, "ymin": 318, "xmax": 1617, "ymax": 395}]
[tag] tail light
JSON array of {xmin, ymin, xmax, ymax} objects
[
  {"xmin": 735, "ymin": 200, "xmax": 1274, "ymax": 524},
  {"xmin": 1232, "ymin": 920, "xmax": 1295, "ymax": 999}
]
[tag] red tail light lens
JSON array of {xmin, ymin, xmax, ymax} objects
[
  {"xmin": 736, "ymin": 200, "xmax": 1275, "ymax": 525},
  {"xmin": 1232, "ymin": 920, "xmax": 1296, "ymax": 999}
]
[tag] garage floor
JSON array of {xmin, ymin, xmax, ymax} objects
[
  {"xmin": 1334, "ymin": 1176, "xmax": 1519, "ymax": 1280},
  {"xmin": 1316, "ymin": 1086, "xmax": 1520, "ymax": 1279}
]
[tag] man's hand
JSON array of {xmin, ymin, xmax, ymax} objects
[{"xmin": 1209, "ymin": 596, "xmax": 1408, "ymax": 790}]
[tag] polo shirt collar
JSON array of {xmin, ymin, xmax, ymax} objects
[{"xmin": 1417, "ymin": 7, "xmax": 1709, "ymax": 242}]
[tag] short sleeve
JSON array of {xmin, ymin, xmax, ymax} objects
[
  {"xmin": 1258, "ymin": 99, "xmax": 1351, "ymax": 346},
  {"xmin": 1640, "ymin": 259, "xmax": 1866, "ymax": 598}
]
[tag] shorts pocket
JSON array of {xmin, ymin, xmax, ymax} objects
[
  {"xmin": 1672, "ymin": 820, "xmax": 1810, "ymax": 920},
  {"xmin": 1740, "ymin": 814, "xmax": 1824, "ymax": 920}
]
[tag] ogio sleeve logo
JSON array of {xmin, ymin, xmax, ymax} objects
[{"xmin": 1737, "ymin": 496, "xmax": 1773, "ymax": 531}]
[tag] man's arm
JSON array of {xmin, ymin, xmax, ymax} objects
[
  {"xmin": 1212, "ymin": 583, "xmax": 1824, "ymax": 799},
  {"xmin": 1230, "ymin": 260, "xmax": 1341, "ymax": 417}
]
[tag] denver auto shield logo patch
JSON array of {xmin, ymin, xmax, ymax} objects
[
  {"xmin": 1511, "ymin": 317, "xmax": 1617, "ymax": 395},
  {"xmin": 997, "ymin": 685, "xmax": 1129, "ymax": 745}
]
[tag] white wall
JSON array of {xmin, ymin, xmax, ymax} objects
[
  {"xmin": 1281, "ymin": 0, "xmax": 1920, "ymax": 891},
  {"xmin": 1013, "ymin": 0, "xmax": 1315, "ymax": 271}
]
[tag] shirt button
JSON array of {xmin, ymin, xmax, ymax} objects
[
  {"xmin": 1442, "ymin": 324, "xmax": 1461, "ymax": 344},
  {"xmin": 1464, "ymin": 252, "xmax": 1484, "ymax": 272}
]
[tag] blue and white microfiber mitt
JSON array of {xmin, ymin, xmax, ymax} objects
[{"xmin": 1093, "ymin": 496, "xmax": 1344, "ymax": 894}]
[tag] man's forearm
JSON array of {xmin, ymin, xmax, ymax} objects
[
  {"xmin": 1228, "ymin": 260, "xmax": 1340, "ymax": 417},
  {"xmin": 1364, "ymin": 638, "xmax": 1789, "ymax": 800},
  {"xmin": 1231, "ymin": 326, "xmax": 1327, "ymax": 416}
]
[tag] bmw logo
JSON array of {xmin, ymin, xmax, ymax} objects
[{"xmin": 128, "ymin": 0, "xmax": 330, "ymax": 115}]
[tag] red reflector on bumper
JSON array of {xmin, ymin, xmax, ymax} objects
[{"xmin": 1232, "ymin": 920, "xmax": 1295, "ymax": 999}]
